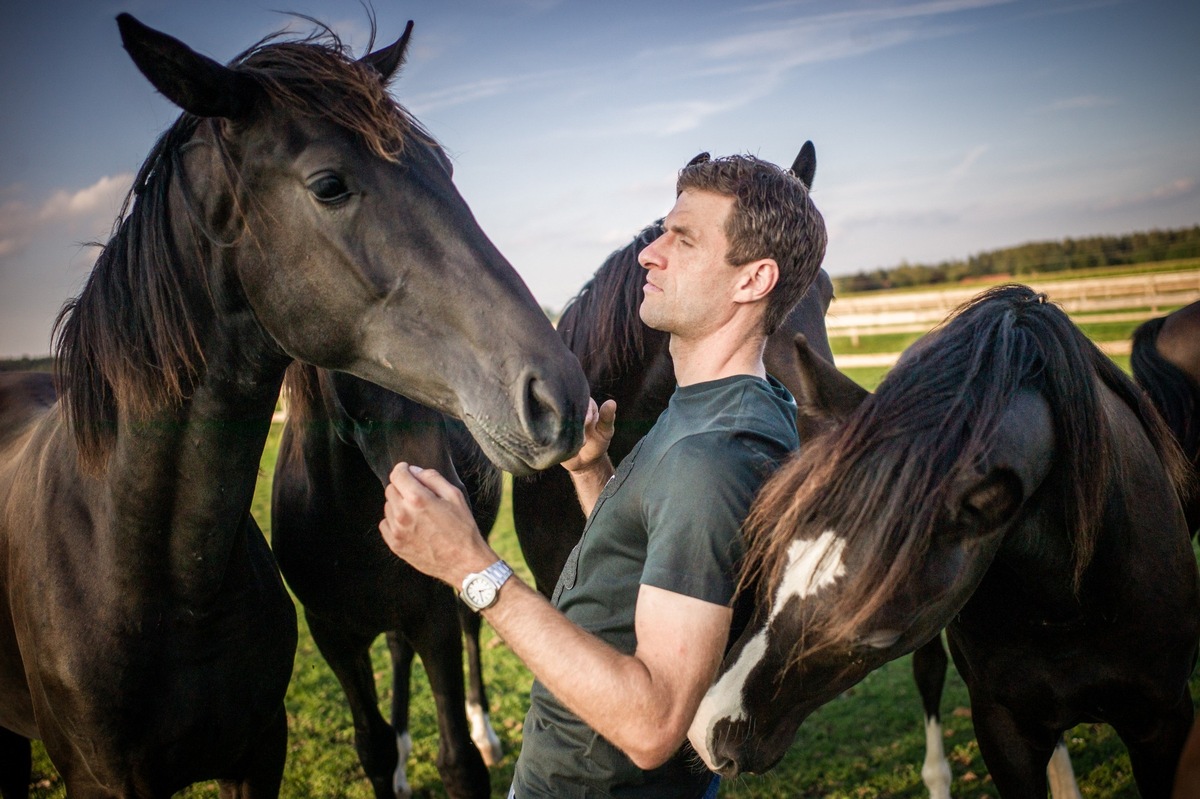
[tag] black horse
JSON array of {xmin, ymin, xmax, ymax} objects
[
  {"xmin": 272, "ymin": 366, "xmax": 502, "ymax": 799},
  {"xmin": 690, "ymin": 285, "xmax": 1199, "ymax": 797},
  {"xmin": 512, "ymin": 142, "xmax": 835, "ymax": 595},
  {"xmin": 0, "ymin": 15, "xmax": 586, "ymax": 798},
  {"xmin": 1133, "ymin": 299, "xmax": 1200, "ymax": 534}
]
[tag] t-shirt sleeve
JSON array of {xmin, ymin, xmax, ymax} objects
[{"xmin": 640, "ymin": 431, "xmax": 782, "ymax": 606}]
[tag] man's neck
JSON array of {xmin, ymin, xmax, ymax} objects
[{"xmin": 669, "ymin": 329, "xmax": 767, "ymax": 387}]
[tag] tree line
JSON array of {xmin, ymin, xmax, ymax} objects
[{"xmin": 833, "ymin": 225, "xmax": 1200, "ymax": 294}]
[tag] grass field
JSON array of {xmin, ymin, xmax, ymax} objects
[{"xmin": 24, "ymin": 276, "xmax": 1198, "ymax": 797}]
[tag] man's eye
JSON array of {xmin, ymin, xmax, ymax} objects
[{"xmin": 308, "ymin": 174, "xmax": 350, "ymax": 204}]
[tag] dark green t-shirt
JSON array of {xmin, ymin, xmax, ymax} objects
[{"xmin": 511, "ymin": 374, "xmax": 799, "ymax": 799}]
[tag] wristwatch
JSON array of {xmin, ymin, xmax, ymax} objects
[{"xmin": 460, "ymin": 560, "xmax": 514, "ymax": 612}]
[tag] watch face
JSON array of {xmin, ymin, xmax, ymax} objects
[{"xmin": 464, "ymin": 576, "xmax": 497, "ymax": 609}]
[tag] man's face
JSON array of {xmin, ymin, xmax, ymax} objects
[{"xmin": 637, "ymin": 189, "xmax": 741, "ymax": 337}]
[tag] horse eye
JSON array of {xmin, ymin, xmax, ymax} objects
[{"xmin": 308, "ymin": 174, "xmax": 350, "ymax": 204}]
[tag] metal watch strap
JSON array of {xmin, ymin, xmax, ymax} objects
[{"xmin": 480, "ymin": 560, "xmax": 513, "ymax": 590}]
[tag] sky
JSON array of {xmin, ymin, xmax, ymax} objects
[{"xmin": 1, "ymin": 0, "xmax": 1198, "ymax": 358}]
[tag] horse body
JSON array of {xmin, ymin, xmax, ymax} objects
[
  {"xmin": 1133, "ymin": 299, "xmax": 1200, "ymax": 533},
  {"xmin": 0, "ymin": 15, "xmax": 585, "ymax": 798},
  {"xmin": 2, "ymin": 338, "xmax": 297, "ymax": 796},
  {"xmin": 272, "ymin": 368, "xmax": 500, "ymax": 798},
  {"xmin": 513, "ymin": 143, "xmax": 834, "ymax": 594},
  {"xmin": 690, "ymin": 285, "xmax": 1199, "ymax": 796}
]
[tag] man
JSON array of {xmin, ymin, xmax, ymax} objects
[{"xmin": 378, "ymin": 153, "xmax": 827, "ymax": 798}]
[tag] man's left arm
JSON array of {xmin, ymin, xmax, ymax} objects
[{"xmin": 378, "ymin": 462, "xmax": 731, "ymax": 769}]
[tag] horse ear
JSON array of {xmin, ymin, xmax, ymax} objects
[
  {"xmin": 686, "ymin": 152, "xmax": 711, "ymax": 167},
  {"xmin": 117, "ymin": 14, "xmax": 261, "ymax": 119},
  {"xmin": 791, "ymin": 333, "xmax": 868, "ymax": 426},
  {"xmin": 360, "ymin": 20, "xmax": 414, "ymax": 82},
  {"xmin": 791, "ymin": 141, "xmax": 816, "ymax": 189}
]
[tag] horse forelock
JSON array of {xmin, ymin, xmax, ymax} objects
[
  {"xmin": 559, "ymin": 223, "xmax": 662, "ymax": 388},
  {"xmin": 232, "ymin": 25, "xmax": 426, "ymax": 164},
  {"xmin": 742, "ymin": 284, "xmax": 1119, "ymax": 660}
]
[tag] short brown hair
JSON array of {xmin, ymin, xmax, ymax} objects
[{"xmin": 677, "ymin": 153, "xmax": 827, "ymax": 334}]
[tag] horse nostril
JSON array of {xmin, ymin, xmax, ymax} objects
[{"xmin": 519, "ymin": 371, "xmax": 565, "ymax": 448}]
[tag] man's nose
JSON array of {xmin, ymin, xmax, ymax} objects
[{"xmin": 638, "ymin": 240, "xmax": 661, "ymax": 269}]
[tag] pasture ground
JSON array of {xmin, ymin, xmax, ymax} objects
[{"xmin": 25, "ymin": 266, "xmax": 1200, "ymax": 797}]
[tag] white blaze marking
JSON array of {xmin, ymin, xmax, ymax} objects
[
  {"xmin": 688, "ymin": 531, "xmax": 847, "ymax": 770},
  {"xmin": 769, "ymin": 530, "xmax": 847, "ymax": 622},
  {"xmin": 1047, "ymin": 740, "xmax": 1082, "ymax": 799},
  {"xmin": 393, "ymin": 730, "xmax": 413, "ymax": 799},
  {"xmin": 921, "ymin": 716, "xmax": 952, "ymax": 799},
  {"xmin": 688, "ymin": 629, "xmax": 769, "ymax": 770},
  {"xmin": 466, "ymin": 701, "xmax": 503, "ymax": 767}
]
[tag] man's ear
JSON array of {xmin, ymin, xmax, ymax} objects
[{"xmin": 734, "ymin": 258, "xmax": 779, "ymax": 304}]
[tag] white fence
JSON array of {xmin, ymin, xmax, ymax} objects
[{"xmin": 828, "ymin": 269, "xmax": 1200, "ymax": 368}]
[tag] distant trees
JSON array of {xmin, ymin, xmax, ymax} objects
[
  {"xmin": 834, "ymin": 225, "xmax": 1200, "ymax": 294},
  {"xmin": 0, "ymin": 356, "xmax": 54, "ymax": 372}
]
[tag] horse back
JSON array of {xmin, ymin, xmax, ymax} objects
[{"xmin": 0, "ymin": 372, "xmax": 60, "ymax": 737}]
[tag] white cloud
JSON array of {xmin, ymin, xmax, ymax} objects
[
  {"xmin": 406, "ymin": 76, "xmax": 524, "ymax": 114},
  {"xmin": 1044, "ymin": 95, "xmax": 1118, "ymax": 112},
  {"xmin": 948, "ymin": 145, "xmax": 989, "ymax": 181},
  {"xmin": 0, "ymin": 174, "xmax": 131, "ymax": 263},
  {"xmin": 1093, "ymin": 178, "xmax": 1198, "ymax": 212}
]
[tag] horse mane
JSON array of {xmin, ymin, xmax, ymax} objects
[
  {"xmin": 743, "ymin": 284, "xmax": 1191, "ymax": 653},
  {"xmin": 52, "ymin": 21, "xmax": 431, "ymax": 471},
  {"xmin": 557, "ymin": 223, "xmax": 665, "ymax": 391},
  {"xmin": 1132, "ymin": 315, "xmax": 1200, "ymax": 464}
]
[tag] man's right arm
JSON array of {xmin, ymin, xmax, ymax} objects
[{"xmin": 561, "ymin": 397, "xmax": 616, "ymax": 517}]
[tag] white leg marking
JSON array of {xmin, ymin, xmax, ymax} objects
[
  {"xmin": 921, "ymin": 716, "xmax": 952, "ymax": 799},
  {"xmin": 688, "ymin": 629, "xmax": 769, "ymax": 770},
  {"xmin": 393, "ymin": 730, "xmax": 413, "ymax": 799},
  {"xmin": 1047, "ymin": 740, "xmax": 1082, "ymax": 799},
  {"xmin": 770, "ymin": 530, "xmax": 847, "ymax": 622},
  {"xmin": 466, "ymin": 700, "xmax": 503, "ymax": 767}
]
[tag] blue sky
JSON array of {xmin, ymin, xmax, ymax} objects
[{"xmin": 2, "ymin": 0, "xmax": 1197, "ymax": 357}]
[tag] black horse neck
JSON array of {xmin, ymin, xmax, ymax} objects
[{"xmin": 104, "ymin": 261, "xmax": 289, "ymax": 609}]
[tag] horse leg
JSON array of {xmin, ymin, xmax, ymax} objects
[
  {"xmin": 403, "ymin": 597, "xmax": 489, "ymax": 799},
  {"xmin": 912, "ymin": 635, "xmax": 951, "ymax": 799},
  {"xmin": 969, "ymin": 699, "xmax": 1056, "ymax": 796},
  {"xmin": 385, "ymin": 631, "xmax": 415, "ymax": 799},
  {"xmin": 1113, "ymin": 685, "xmax": 1194, "ymax": 798},
  {"xmin": 1046, "ymin": 738, "xmax": 1081, "ymax": 799},
  {"xmin": 307, "ymin": 612, "xmax": 400, "ymax": 799},
  {"xmin": 0, "ymin": 726, "xmax": 31, "ymax": 799},
  {"xmin": 216, "ymin": 704, "xmax": 287, "ymax": 799},
  {"xmin": 457, "ymin": 601, "xmax": 503, "ymax": 766}
]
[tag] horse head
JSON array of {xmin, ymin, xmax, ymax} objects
[
  {"xmin": 689, "ymin": 309, "xmax": 1059, "ymax": 777},
  {"xmin": 114, "ymin": 14, "xmax": 587, "ymax": 474}
]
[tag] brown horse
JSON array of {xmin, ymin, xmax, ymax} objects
[
  {"xmin": 691, "ymin": 285, "xmax": 1198, "ymax": 797},
  {"xmin": 0, "ymin": 14, "xmax": 585, "ymax": 799},
  {"xmin": 272, "ymin": 366, "xmax": 503, "ymax": 798}
]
